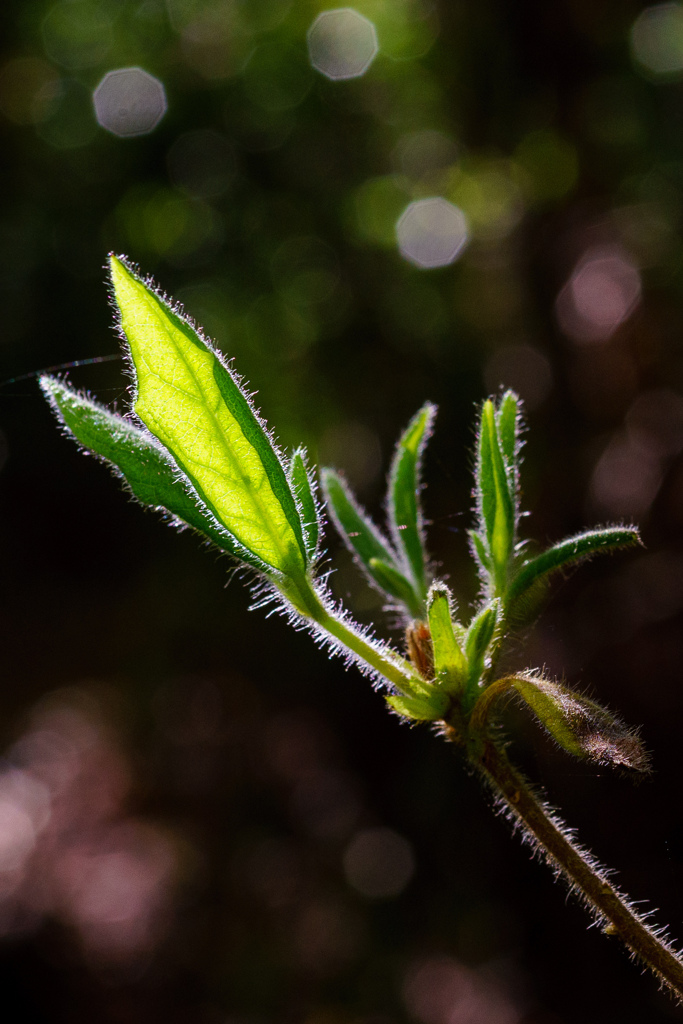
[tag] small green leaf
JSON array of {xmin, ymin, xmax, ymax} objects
[
  {"xmin": 109, "ymin": 255, "xmax": 307, "ymax": 580},
  {"xmin": 476, "ymin": 400, "xmax": 515, "ymax": 592},
  {"xmin": 427, "ymin": 584, "xmax": 467, "ymax": 694},
  {"xmin": 507, "ymin": 527, "xmax": 642, "ymax": 613},
  {"xmin": 510, "ymin": 674, "xmax": 649, "ymax": 771},
  {"xmin": 368, "ymin": 558, "xmax": 423, "ymax": 619},
  {"xmin": 41, "ymin": 376, "xmax": 267, "ymax": 567},
  {"xmin": 464, "ymin": 599, "xmax": 500, "ymax": 694},
  {"xmin": 321, "ymin": 466, "xmax": 401, "ymax": 575},
  {"xmin": 469, "ymin": 529, "xmax": 491, "ymax": 572},
  {"xmin": 495, "ymin": 390, "xmax": 520, "ymax": 469},
  {"xmin": 386, "ymin": 689, "xmax": 449, "ymax": 722},
  {"xmin": 388, "ymin": 403, "xmax": 436, "ymax": 603},
  {"xmin": 465, "ymin": 600, "xmax": 499, "ymax": 666},
  {"xmin": 289, "ymin": 447, "xmax": 320, "ymax": 560}
]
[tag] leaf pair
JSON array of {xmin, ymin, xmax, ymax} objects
[
  {"xmin": 471, "ymin": 392, "xmax": 521, "ymax": 598},
  {"xmin": 321, "ymin": 403, "xmax": 435, "ymax": 622},
  {"xmin": 471, "ymin": 394, "xmax": 641, "ymax": 614},
  {"xmin": 42, "ymin": 256, "xmax": 322, "ymax": 614}
]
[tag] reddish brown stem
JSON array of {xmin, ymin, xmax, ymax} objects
[{"xmin": 474, "ymin": 738, "xmax": 683, "ymax": 999}]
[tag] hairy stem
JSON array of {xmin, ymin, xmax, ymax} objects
[
  {"xmin": 472, "ymin": 738, "xmax": 683, "ymax": 999},
  {"xmin": 314, "ymin": 605, "xmax": 421, "ymax": 694}
]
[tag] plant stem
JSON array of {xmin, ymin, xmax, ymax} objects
[
  {"xmin": 472, "ymin": 737, "xmax": 683, "ymax": 999},
  {"xmin": 314, "ymin": 605, "xmax": 420, "ymax": 694}
]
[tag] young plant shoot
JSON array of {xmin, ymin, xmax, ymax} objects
[{"xmin": 41, "ymin": 255, "xmax": 683, "ymax": 998}]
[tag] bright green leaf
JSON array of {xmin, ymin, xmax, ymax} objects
[
  {"xmin": 388, "ymin": 402, "xmax": 436, "ymax": 603},
  {"xmin": 476, "ymin": 400, "xmax": 514, "ymax": 591},
  {"xmin": 289, "ymin": 447, "xmax": 320, "ymax": 560},
  {"xmin": 386, "ymin": 689, "xmax": 449, "ymax": 722},
  {"xmin": 495, "ymin": 390, "xmax": 520, "ymax": 469},
  {"xmin": 40, "ymin": 376, "xmax": 271, "ymax": 567},
  {"xmin": 464, "ymin": 599, "xmax": 499, "ymax": 691},
  {"xmin": 427, "ymin": 583, "xmax": 467, "ymax": 694},
  {"xmin": 109, "ymin": 255, "xmax": 307, "ymax": 579}
]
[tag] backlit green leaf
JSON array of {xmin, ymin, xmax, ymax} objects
[
  {"xmin": 427, "ymin": 584, "xmax": 467, "ymax": 694},
  {"xmin": 41, "ymin": 376, "xmax": 267, "ymax": 567},
  {"xmin": 109, "ymin": 255, "xmax": 307, "ymax": 580},
  {"xmin": 464, "ymin": 599, "xmax": 500, "ymax": 693},
  {"xmin": 476, "ymin": 400, "xmax": 514, "ymax": 592},
  {"xmin": 289, "ymin": 447, "xmax": 320, "ymax": 560},
  {"xmin": 511, "ymin": 674, "xmax": 649, "ymax": 771},
  {"xmin": 386, "ymin": 689, "xmax": 449, "ymax": 722},
  {"xmin": 388, "ymin": 403, "xmax": 436, "ymax": 603},
  {"xmin": 495, "ymin": 390, "xmax": 520, "ymax": 469}
]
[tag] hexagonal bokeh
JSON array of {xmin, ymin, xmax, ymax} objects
[
  {"xmin": 93, "ymin": 67, "xmax": 167, "ymax": 138},
  {"xmin": 630, "ymin": 3, "xmax": 683, "ymax": 78},
  {"xmin": 396, "ymin": 198, "xmax": 469, "ymax": 269},
  {"xmin": 307, "ymin": 8, "xmax": 378, "ymax": 81}
]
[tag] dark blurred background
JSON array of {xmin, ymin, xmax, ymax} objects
[{"xmin": 1, "ymin": 0, "xmax": 683, "ymax": 1021}]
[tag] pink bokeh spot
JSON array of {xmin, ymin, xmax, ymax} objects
[{"xmin": 556, "ymin": 246, "xmax": 641, "ymax": 343}]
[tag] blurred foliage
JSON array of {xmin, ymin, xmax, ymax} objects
[{"xmin": 3, "ymin": 0, "xmax": 683, "ymax": 1022}]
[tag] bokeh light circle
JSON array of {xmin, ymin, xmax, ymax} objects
[
  {"xmin": 631, "ymin": 3, "xmax": 683, "ymax": 78},
  {"xmin": 93, "ymin": 68, "xmax": 167, "ymax": 138},
  {"xmin": 396, "ymin": 197, "xmax": 469, "ymax": 269},
  {"xmin": 307, "ymin": 8, "xmax": 378, "ymax": 81}
]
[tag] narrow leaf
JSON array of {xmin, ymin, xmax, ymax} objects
[
  {"xmin": 475, "ymin": 400, "xmax": 497, "ymax": 550},
  {"xmin": 388, "ymin": 403, "xmax": 436, "ymax": 602},
  {"xmin": 507, "ymin": 527, "xmax": 641, "ymax": 610},
  {"xmin": 368, "ymin": 558, "xmax": 423, "ymax": 619},
  {"xmin": 321, "ymin": 467, "xmax": 398, "ymax": 571},
  {"xmin": 289, "ymin": 447, "xmax": 320, "ymax": 560},
  {"xmin": 386, "ymin": 689, "xmax": 449, "ymax": 722},
  {"xmin": 40, "ymin": 376, "xmax": 267, "ymax": 568},
  {"xmin": 469, "ymin": 530, "xmax": 491, "ymax": 572},
  {"xmin": 465, "ymin": 600, "xmax": 499, "ymax": 666},
  {"xmin": 427, "ymin": 584, "xmax": 467, "ymax": 694},
  {"xmin": 109, "ymin": 255, "xmax": 307, "ymax": 579},
  {"xmin": 476, "ymin": 400, "xmax": 514, "ymax": 587},
  {"xmin": 496, "ymin": 390, "xmax": 520, "ymax": 469},
  {"xmin": 511, "ymin": 674, "xmax": 649, "ymax": 771}
]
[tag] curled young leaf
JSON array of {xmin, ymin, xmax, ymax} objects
[
  {"xmin": 109, "ymin": 255, "xmax": 308, "ymax": 583},
  {"xmin": 387, "ymin": 402, "xmax": 436, "ymax": 604},
  {"xmin": 484, "ymin": 673, "xmax": 650, "ymax": 772}
]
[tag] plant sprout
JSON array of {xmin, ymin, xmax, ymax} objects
[{"xmin": 41, "ymin": 255, "xmax": 683, "ymax": 998}]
